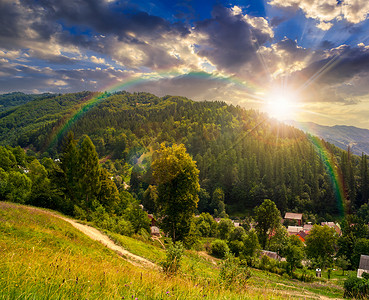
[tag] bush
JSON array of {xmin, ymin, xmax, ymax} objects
[
  {"xmin": 161, "ymin": 242, "xmax": 184, "ymax": 275},
  {"xmin": 259, "ymin": 255, "xmax": 272, "ymax": 271},
  {"xmin": 210, "ymin": 239, "xmax": 229, "ymax": 258},
  {"xmin": 344, "ymin": 274, "xmax": 369, "ymax": 299},
  {"xmin": 219, "ymin": 254, "xmax": 251, "ymax": 288},
  {"xmin": 228, "ymin": 240, "xmax": 244, "ymax": 256}
]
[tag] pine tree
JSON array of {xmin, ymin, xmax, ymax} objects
[
  {"xmin": 360, "ymin": 153, "xmax": 369, "ymax": 207},
  {"xmin": 78, "ymin": 135, "xmax": 101, "ymax": 208},
  {"xmin": 60, "ymin": 132, "xmax": 79, "ymax": 204}
]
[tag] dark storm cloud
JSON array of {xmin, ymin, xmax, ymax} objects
[
  {"xmin": 0, "ymin": 0, "xmax": 189, "ymax": 68},
  {"xmin": 319, "ymin": 40, "xmax": 336, "ymax": 49},
  {"xmin": 286, "ymin": 45, "xmax": 369, "ymax": 104},
  {"xmin": 195, "ymin": 5, "xmax": 272, "ymax": 72},
  {"xmin": 0, "ymin": 1, "xmax": 22, "ymax": 38},
  {"xmin": 298, "ymin": 45, "xmax": 369, "ymax": 85},
  {"xmin": 22, "ymin": 0, "xmax": 189, "ymax": 38},
  {"xmin": 275, "ymin": 38, "xmax": 309, "ymax": 60}
]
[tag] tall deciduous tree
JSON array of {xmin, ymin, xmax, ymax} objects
[
  {"xmin": 254, "ymin": 199, "xmax": 281, "ymax": 249},
  {"xmin": 306, "ymin": 225, "xmax": 337, "ymax": 268},
  {"xmin": 285, "ymin": 235, "xmax": 305, "ymax": 275},
  {"xmin": 152, "ymin": 143, "xmax": 200, "ymax": 242},
  {"xmin": 28, "ymin": 159, "xmax": 51, "ymax": 207},
  {"xmin": 211, "ymin": 187, "xmax": 227, "ymax": 217}
]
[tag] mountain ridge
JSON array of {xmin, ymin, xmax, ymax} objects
[{"xmin": 286, "ymin": 120, "xmax": 369, "ymax": 156}]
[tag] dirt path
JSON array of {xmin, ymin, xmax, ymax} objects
[
  {"xmin": 29, "ymin": 206, "xmax": 159, "ymax": 270},
  {"xmin": 57, "ymin": 215, "xmax": 159, "ymax": 270}
]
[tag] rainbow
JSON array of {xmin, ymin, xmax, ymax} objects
[{"xmin": 305, "ymin": 130, "xmax": 347, "ymax": 217}]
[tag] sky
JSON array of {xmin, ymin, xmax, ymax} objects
[{"xmin": 1, "ymin": 0, "xmax": 369, "ymax": 128}]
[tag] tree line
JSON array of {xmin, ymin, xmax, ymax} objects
[{"xmin": 1, "ymin": 91, "xmax": 369, "ymax": 220}]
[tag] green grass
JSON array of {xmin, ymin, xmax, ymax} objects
[
  {"xmin": 0, "ymin": 202, "xmax": 344, "ymax": 299},
  {"xmin": 108, "ymin": 232, "xmax": 166, "ymax": 263}
]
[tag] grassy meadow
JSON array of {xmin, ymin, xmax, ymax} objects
[{"xmin": 0, "ymin": 202, "xmax": 344, "ymax": 299}]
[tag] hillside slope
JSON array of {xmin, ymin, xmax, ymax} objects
[
  {"xmin": 0, "ymin": 202, "xmax": 344, "ymax": 299},
  {"xmin": 38, "ymin": 208, "xmax": 158, "ymax": 269}
]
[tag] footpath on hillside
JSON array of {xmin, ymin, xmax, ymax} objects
[{"xmin": 31, "ymin": 207, "xmax": 159, "ymax": 270}]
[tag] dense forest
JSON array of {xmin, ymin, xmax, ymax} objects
[{"xmin": 0, "ymin": 91, "xmax": 368, "ymax": 221}]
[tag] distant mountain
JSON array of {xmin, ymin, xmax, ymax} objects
[{"xmin": 287, "ymin": 121, "xmax": 369, "ymax": 156}]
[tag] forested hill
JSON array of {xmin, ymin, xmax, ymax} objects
[
  {"xmin": 0, "ymin": 92, "xmax": 54, "ymax": 113},
  {"xmin": 0, "ymin": 91, "xmax": 367, "ymax": 218}
]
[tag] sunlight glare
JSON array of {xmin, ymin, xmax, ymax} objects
[{"xmin": 265, "ymin": 89, "xmax": 297, "ymax": 121}]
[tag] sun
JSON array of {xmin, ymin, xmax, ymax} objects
[{"xmin": 264, "ymin": 89, "xmax": 297, "ymax": 121}]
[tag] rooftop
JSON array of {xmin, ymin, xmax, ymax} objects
[
  {"xmin": 287, "ymin": 226, "xmax": 304, "ymax": 234},
  {"xmin": 284, "ymin": 212, "xmax": 303, "ymax": 220},
  {"xmin": 359, "ymin": 255, "xmax": 369, "ymax": 270}
]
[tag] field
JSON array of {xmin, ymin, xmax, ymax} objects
[{"xmin": 0, "ymin": 202, "xmax": 344, "ymax": 299}]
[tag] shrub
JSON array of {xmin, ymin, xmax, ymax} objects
[
  {"xmin": 217, "ymin": 219, "xmax": 234, "ymax": 240},
  {"xmin": 161, "ymin": 242, "xmax": 184, "ymax": 275},
  {"xmin": 114, "ymin": 219, "xmax": 134, "ymax": 236},
  {"xmin": 228, "ymin": 240, "xmax": 244, "ymax": 256},
  {"xmin": 210, "ymin": 239, "xmax": 229, "ymax": 258},
  {"xmin": 219, "ymin": 254, "xmax": 251, "ymax": 288},
  {"xmin": 259, "ymin": 255, "xmax": 272, "ymax": 271},
  {"xmin": 344, "ymin": 274, "xmax": 369, "ymax": 299}
]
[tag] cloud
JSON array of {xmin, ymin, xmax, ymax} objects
[
  {"xmin": 0, "ymin": 60, "xmax": 134, "ymax": 93},
  {"xmin": 0, "ymin": 0, "xmax": 191, "ymax": 70},
  {"xmin": 298, "ymin": 44, "xmax": 369, "ymax": 84},
  {"xmin": 194, "ymin": 5, "xmax": 273, "ymax": 72},
  {"xmin": 286, "ymin": 44, "xmax": 369, "ymax": 104},
  {"xmin": 269, "ymin": 0, "xmax": 369, "ymax": 30},
  {"xmin": 90, "ymin": 56, "xmax": 107, "ymax": 65}
]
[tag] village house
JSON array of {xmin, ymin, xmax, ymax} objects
[
  {"xmin": 321, "ymin": 221, "xmax": 342, "ymax": 236},
  {"xmin": 357, "ymin": 255, "xmax": 369, "ymax": 278},
  {"xmin": 284, "ymin": 212, "xmax": 303, "ymax": 226},
  {"xmin": 303, "ymin": 223, "xmax": 313, "ymax": 232},
  {"xmin": 287, "ymin": 225, "xmax": 303, "ymax": 235},
  {"xmin": 296, "ymin": 231, "xmax": 308, "ymax": 243}
]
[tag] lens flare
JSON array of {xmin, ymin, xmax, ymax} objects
[{"xmin": 264, "ymin": 89, "xmax": 298, "ymax": 121}]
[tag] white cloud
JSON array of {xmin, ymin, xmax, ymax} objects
[
  {"xmin": 90, "ymin": 56, "xmax": 106, "ymax": 65},
  {"xmin": 269, "ymin": 0, "xmax": 369, "ymax": 30}
]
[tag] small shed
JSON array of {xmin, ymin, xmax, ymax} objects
[
  {"xmin": 284, "ymin": 212, "xmax": 303, "ymax": 226},
  {"xmin": 260, "ymin": 250, "xmax": 282, "ymax": 261},
  {"xmin": 150, "ymin": 226, "xmax": 160, "ymax": 237},
  {"xmin": 357, "ymin": 255, "xmax": 369, "ymax": 278}
]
